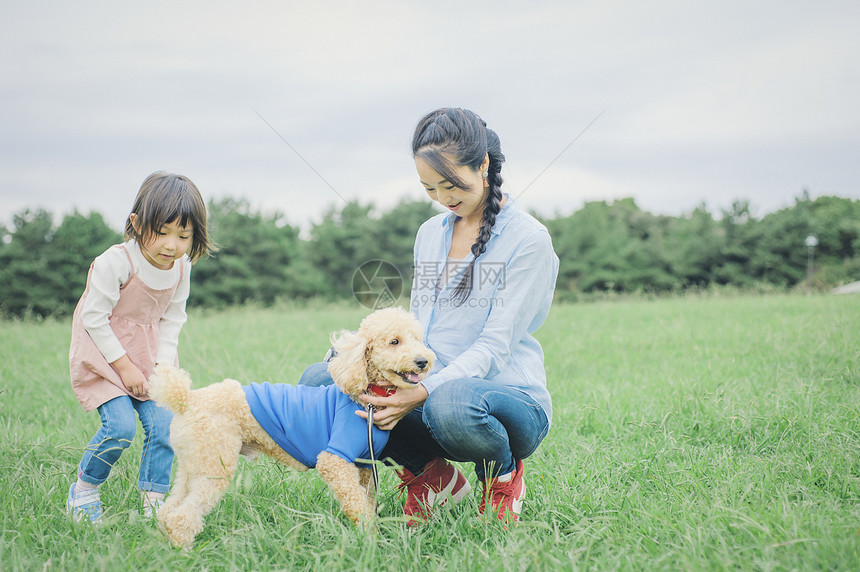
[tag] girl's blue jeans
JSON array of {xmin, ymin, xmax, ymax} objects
[
  {"xmin": 299, "ymin": 362, "xmax": 549, "ymax": 479},
  {"xmin": 77, "ymin": 395, "xmax": 174, "ymax": 493}
]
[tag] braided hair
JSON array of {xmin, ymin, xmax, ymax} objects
[{"xmin": 412, "ymin": 108, "xmax": 506, "ymax": 306}]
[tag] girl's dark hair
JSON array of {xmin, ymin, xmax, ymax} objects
[
  {"xmin": 412, "ymin": 108, "xmax": 506, "ymax": 305},
  {"xmin": 124, "ymin": 172, "xmax": 214, "ymax": 262}
]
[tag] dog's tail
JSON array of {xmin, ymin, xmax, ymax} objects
[{"xmin": 148, "ymin": 364, "xmax": 192, "ymax": 415}]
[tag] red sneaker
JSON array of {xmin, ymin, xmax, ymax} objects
[
  {"xmin": 398, "ymin": 458, "xmax": 471, "ymax": 526},
  {"xmin": 480, "ymin": 460, "xmax": 525, "ymax": 526}
]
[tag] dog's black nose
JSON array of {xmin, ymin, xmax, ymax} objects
[{"xmin": 415, "ymin": 357, "xmax": 428, "ymax": 370}]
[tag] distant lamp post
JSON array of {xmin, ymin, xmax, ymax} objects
[{"xmin": 805, "ymin": 234, "xmax": 818, "ymax": 292}]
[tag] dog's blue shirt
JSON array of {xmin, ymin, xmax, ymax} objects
[{"xmin": 243, "ymin": 382, "xmax": 388, "ymax": 468}]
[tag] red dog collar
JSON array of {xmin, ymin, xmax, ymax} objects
[{"xmin": 366, "ymin": 384, "xmax": 396, "ymax": 397}]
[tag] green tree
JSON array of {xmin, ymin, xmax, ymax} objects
[
  {"xmin": 804, "ymin": 195, "xmax": 860, "ymax": 286},
  {"xmin": 190, "ymin": 198, "xmax": 316, "ymax": 307},
  {"xmin": 0, "ymin": 209, "xmax": 121, "ymax": 317},
  {"xmin": 2, "ymin": 192, "xmax": 858, "ymax": 316},
  {"xmin": 713, "ymin": 200, "xmax": 760, "ymax": 286},
  {"xmin": 50, "ymin": 211, "xmax": 122, "ymax": 310},
  {"xmin": 304, "ymin": 197, "xmax": 435, "ymax": 303},
  {"xmin": 605, "ymin": 199, "xmax": 674, "ymax": 291},
  {"xmin": 664, "ymin": 204, "xmax": 725, "ymax": 287},
  {"xmin": 306, "ymin": 201, "xmax": 385, "ymax": 300},
  {"xmin": 546, "ymin": 199, "xmax": 674, "ymax": 295},
  {"xmin": 377, "ymin": 198, "xmax": 438, "ymax": 292},
  {"xmin": 0, "ymin": 209, "xmax": 57, "ymax": 316}
]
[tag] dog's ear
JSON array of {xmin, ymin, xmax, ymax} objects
[{"xmin": 327, "ymin": 330, "xmax": 369, "ymax": 396}]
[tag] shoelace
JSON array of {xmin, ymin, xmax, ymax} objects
[
  {"xmin": 73, "ymin": 488, "xmax": 101, "ymax": 507},
  {"xmin": 396, "ymin": 456, "xmax": 448, "ymax": 497},
  {"xmin": 490, "ymin": 477, "xmax": 517, "ymax": 498}
]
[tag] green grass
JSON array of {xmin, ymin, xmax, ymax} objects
[{"xmin": 1, "ymin": 295, "xmax": 858, "ymax": 570}]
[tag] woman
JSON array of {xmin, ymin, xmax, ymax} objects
[{"xmin": 301, "ymin": 108, "xmax": 558, "ymax": 526}]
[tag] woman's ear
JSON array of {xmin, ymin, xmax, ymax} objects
[
  {"xmin": 327, "ymin": 330, "xmax": 369, "ymax": 396},
  {"xmin": 129, "ymin": 213, "xmax": 141, "ymax": 233}
]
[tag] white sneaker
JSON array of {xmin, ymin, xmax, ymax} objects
[
  {"xmin": 66, "ymin": 482, "xmax": 103, "ymax": 523},
  {"xmin": 142, "ymin": 496, "xmax": 165, "ymax": 518}
]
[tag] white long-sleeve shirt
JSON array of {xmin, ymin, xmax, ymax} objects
[{"xmin": 80, "ymin": 239, "xmax": 191, "ymax": 365}]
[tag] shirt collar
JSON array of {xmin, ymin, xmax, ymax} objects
[{"xmin": 440, "ymin": 193, "xmax": 517, "ymax": 236}]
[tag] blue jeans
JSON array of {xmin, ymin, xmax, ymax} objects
[
  {"xmin": 299, "ymin": 362, "xmax": 549, "ymax": 479},
  {"xmin": 77, "ymin": 396, "xmax": 174, "ymax": 493}
]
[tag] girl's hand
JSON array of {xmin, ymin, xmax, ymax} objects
[
  {"xmin": 356, "ymin": 383, "xmax": 429, "ymax": 431},
  {"xmin": 112, "ymin": 355, "xmax": 149, "ymax": 397}
]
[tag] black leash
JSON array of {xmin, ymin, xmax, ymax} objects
[
  {"xmin": 364, "ymin": 384, "xmax": 394, "ymax": 492},
  {"xmin": 367, "ymin": 404, "xmax": 380, "ymax": 490}
]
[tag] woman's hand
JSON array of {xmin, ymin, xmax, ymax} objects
[
  {"xmin": 112, "ymin": 355, "xmax": 149, "ymax": 397},
  {"xmin": 356, "ymin": 383, "xmax": 429, "ymax": 431}
]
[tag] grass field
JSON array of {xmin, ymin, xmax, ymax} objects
[{"xmin": 1, "ymin": 294, "xmax": 858, "ymax": 571}]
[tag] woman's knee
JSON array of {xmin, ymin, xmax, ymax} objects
[{"xmin": 423, "ymin": 381, "xmax": 485, "ymax": 432}]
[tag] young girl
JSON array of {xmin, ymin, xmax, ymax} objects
[
  {"xmin": 67, "ymin": 172, "xmax": 213, "ymax": 523},
  {"xmin": 300, "ymin": 108, "xmax": 559, "ymax": 527}
]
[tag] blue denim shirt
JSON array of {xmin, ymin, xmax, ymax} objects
[{"xmin": 410, "ymin": 196, "xmax": 559, "ymax": 425}]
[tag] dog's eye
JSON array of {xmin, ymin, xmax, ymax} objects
[{"xmin": 390, "ymin": 338, "xmax": 400, "ymax": 345}]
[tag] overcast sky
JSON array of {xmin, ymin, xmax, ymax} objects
[{"xmin": 2, "ymin": 1, "xmax": 858, "ymax": 233}]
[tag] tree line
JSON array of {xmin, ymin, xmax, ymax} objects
[{"xmin": 1, "ymin": 192, "xmax": 858, "ymax": 317}]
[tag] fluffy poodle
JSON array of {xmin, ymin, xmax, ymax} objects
[{"xmin": 149, "ymin": 307, "xmax": 435, "ymax": 548}]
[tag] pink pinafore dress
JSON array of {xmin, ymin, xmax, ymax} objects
[{"xmin": 69, "ymin": 245, "xmax": 183, "ymax": 411}]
